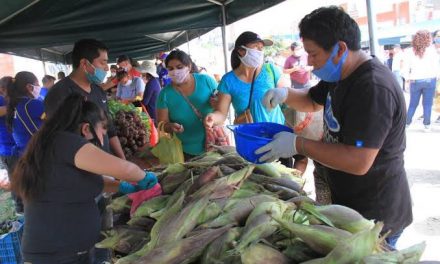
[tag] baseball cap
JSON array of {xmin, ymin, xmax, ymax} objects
[
  {"xmin": 234, "ymin": 31, "xmax": 273, "ymax": 49},
  {"xmin": 136, "ymin": 60, "xmax": 158, "ymax": 78}
]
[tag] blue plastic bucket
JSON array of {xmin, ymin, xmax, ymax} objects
[{"xmin": 228, "ymin": 122, "xmax": 293, "ymax": 164}]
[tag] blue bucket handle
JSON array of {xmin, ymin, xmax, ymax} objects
[{"xmin": 226, "ymin": 125, "xmax": 238, "ymax": 132}]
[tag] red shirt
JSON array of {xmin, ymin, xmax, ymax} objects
[{"xmin": 284, "ymin": 54, "xmax": 310, "ymax": 84}]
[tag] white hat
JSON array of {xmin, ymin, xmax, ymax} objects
[{"xmin": 136, "ymin": 60, "xmax": 158, "ymax": 78}]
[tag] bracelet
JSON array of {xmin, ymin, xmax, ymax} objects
[{"xmin": 300, "ymin": 137, "xmax": 307, "ymax": 156}]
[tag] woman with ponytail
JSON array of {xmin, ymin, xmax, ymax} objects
[
  {"xmin": 12, "ymin": 94, "xmax": 157, "ymax": 264},
  {"xmin": 5, "ymin": 71, "xmax": 44, "ymax": 213}
]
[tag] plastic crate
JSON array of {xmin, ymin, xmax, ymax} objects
[{"xmin": 0, "ymin": 220, "xmax": 23, "ymax": 264}]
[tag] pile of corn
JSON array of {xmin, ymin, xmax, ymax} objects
[{"xmin": 100, "ymin": 146, "xmax": 425, "ymax": 264}]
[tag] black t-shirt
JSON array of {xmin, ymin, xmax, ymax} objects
[
  {"xmin": 44, "ymin": 77, "xmax": 116, "ymax": 151},
  {"xmin": 22, "ymin": 132, "xmax": 104, "ymax": 262},
  {"xmin": 309, "ymin": 57, "xmax": 412, "ymax": 235}
]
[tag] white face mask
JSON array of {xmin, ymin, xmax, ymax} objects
[
  {"xmin": 124, "ymin": 79, "xmax": 132, "ymax": 86},
  {"xmin": 31, "ymin": 85, "xmax": 41, "ymax": 98},
  {"xmin": 111, "ymin": 72, "xmax": 116, "ymax": 77},
  {"xmin": 168, "ymin": 67, "xmax": 189, "ymax": 84},
  {"xmin": 239, "ymin": 46, "xmax": 264, "ymax": 68}
]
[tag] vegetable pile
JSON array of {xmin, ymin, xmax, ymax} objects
[
  {"xmin": 101, "ymin": 146, "xmax": 426, "ymax": 264},
  {"xmin": 108, "ymin": 100, "xmax": 151, "ymax": 159}
]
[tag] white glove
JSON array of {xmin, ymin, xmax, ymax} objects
[
  {"xmin": 255, "ymin": 131, "xmax": 298, "ymax": 163},
  {"xmin": 262, "ymin": 87, "xmax": 288, "ymax": 110}
]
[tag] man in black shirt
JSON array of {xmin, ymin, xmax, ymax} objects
[
  {"xmin": 45, "ymin": 39, "xmax": 125, "ymax": 159},
  {"xmin": 258, "ymin": 6, "xmax": 412, "ymax": 249}
]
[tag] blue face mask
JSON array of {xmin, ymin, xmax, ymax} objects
[
  {"xmin": 434, "ymin": 37, "xmax": 440, "ymax": 44},
  {"xmin": 85, "ymin": 61, "xmax": 107, "ymax": 85},
  {"xmin": 312, "ymin": 44, "xmax": 348, "ymax": 82}
]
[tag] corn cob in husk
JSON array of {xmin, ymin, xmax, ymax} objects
[{"xmin": 135, "ymin": 225, "xmax": 231, "ymax": 264}]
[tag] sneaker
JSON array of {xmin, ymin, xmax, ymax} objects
[
  {"xmin": 424, "ymin": 125, "xmax": 431, "ymax": 132},
  {"xmin": 417, "ymin": 115, "xmax": 424, "ymax": 120}
]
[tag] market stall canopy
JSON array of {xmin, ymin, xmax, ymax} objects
[{"xmin": 0, "ymin": 0, "xmax": 284, "ymax": 64}]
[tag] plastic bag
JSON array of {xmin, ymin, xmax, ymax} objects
[
  {"xmin": 283, "ymin": 108, "xmax": 323, "ymax": 141},
  {"xmin": 151, "ymin": 122, "xmax": 184, "ymax": 164},
  {"xmin": 205, "ymin": 125, "xmax": 230, "ymax": 151}
]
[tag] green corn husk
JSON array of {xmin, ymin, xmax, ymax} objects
[
  {"xmin": 302, "ymin": 222, "xmax": 384, "ymax": 264},
  {"xmin": 271, "ymin": 161, "xmax": 304, "ymax": 180},
  {"xmin": 250, "ymin": 173, "xmax": 303, "ymax": 193},
  {"xmin": 132, "ymin": 195, "xmax": 170, "ymax": 218},
  {"xmin": 229, "ymin": 181, "xmax": 269, "ymax": 199},
  {"xmin": 274, "ymin": 217, "xmax": 352, "ymax": 255},
  {"xmin": 95, "ymin": 226, "xmax": 147, "ymax": 253},
  {"xmin": 116, "ymin": 192, "xmax": 187, "ymax": 264},
  {"xmin": 201, "ymin": 227, "xmax": 242, "ymax": 264},
  {"xmin": 362, "ymin": 241, "xmax": 426, "ymax": 264},
  {"xmin": 212, "ymin": 155, "xmax": 247, "ymax": 167},
  {"xmin": 157, "ymin": 196, "xmax": 210, "ymax": 245},
  {"xmin": 263, "ymin": 183, "xmax": 301, "ymax": 200},
  {"xmin": 202, "ymin": 195, "xmax": 277, "ymax": 228},
  {"xmin": 255, "ymin": 163, "xmax": 282, "ymax": 178},
  {"xmin": 210, "ymin": 145, "xmax": 237, "ymax": 155},
  {"xmin": 184, "ymin": 152, "xmax": 223, "ymax": 167},
  {"xmin": 163, "ymin": 163, "xmax": 186, "ymax": 174},
  {"xmin": 148, "ymin": 192, "xmax": 185, "ymax": 249},
  {"xmin": 187, "ymin": 166, "xmax": 254, "ymax": 202},
  {"xmin": 135, "ymin": 226, "xmax": 231, "ymax": 264},
  {"xmin": 161, "ymin": 169, "xmax": 191, "ymax": 194},
  {"xmin": 115, "ymin": 242, "xmax": 150, "ymax": 264},
  {"xmin": 187, "ymin": 166, "xmax": 220, "ymax": 195},
  {"xmin": 241, "ymin": 243, "xmax": 291, "ymax": 264},
  {"xmin": 219, "ymin": 164, "xmax": 237, "ymax": 175},
  {"xmin": 302, "ymin": 203, "xmax": 374, "ymax": 233},
  {"xmin": 126, "ymin": 216, "xmax": 156, "ymax": 230},
  {"xmin": 196, "ymin": 201, "xmax": 223, "ymax": 226},
  {"xmin": 282, "ymin": 239, "xmax": 323, "ymax": 263},
  {"xmin": 107, "ymin": 195, "xmax": 131, "ymax": 214},
  {"xmin": 235, "ymin": 201, "xmax": 288, "ymax": 252},
  {"xmin": 288, "ymin": 196, "xmax": 317, "ymax": 206}
]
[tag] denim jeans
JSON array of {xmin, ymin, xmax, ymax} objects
[
  {"xmin": 406, "ymin": 78, "xmax": 436, "ymax": 126},
  {"xmin": 392, "ymin": 71, "xmax": 403, "ymax": 90},
  {"xmin": 385, "ymin": 230, "xmax": 403, "ymax": 251}
]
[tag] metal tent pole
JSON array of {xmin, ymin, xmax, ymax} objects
[
  {"xmin": 221, "ymin": 4, "xmax": 229, "ymax": 74},
  {"xmin": 366, "ymin": 0, "xmax": 380, "ymax": 56}
]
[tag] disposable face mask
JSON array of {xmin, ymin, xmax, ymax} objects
[
  {"xmin": 31, "ymin": 85, "xmax": 41, "ymax": 98},
  {"xmin": 85, "ymin": 61, "xmax": 107, "ymax": 85},
  {"xmin": 168, "ymin": 67, "xmax": 189, "ymax": 84},
  {"xmin": 111, "ymin": 72, "xmax": 116, "ymax": 77},
  {"xmin": 239, "ymin": 46, "xmax": 264, "ymax": 68},
  {"xmin": 124, "ymin": 79, "xmax": 132, "ymax": 86},
  {"xmin": 312, "ymin": 44, "xmax": 348, "ymax": 82}
]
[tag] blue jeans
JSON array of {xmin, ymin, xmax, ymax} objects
[
  {"xmin": 406, "ymin": 78, "xmax": 437, "ymax": 126},
  {"xmin": 385, "ymin": 230, "xmax": 403, "ymax": 251},
  {"xmin": 392, "ymin": 71, "xmax": 403, "ymax": 90}
]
